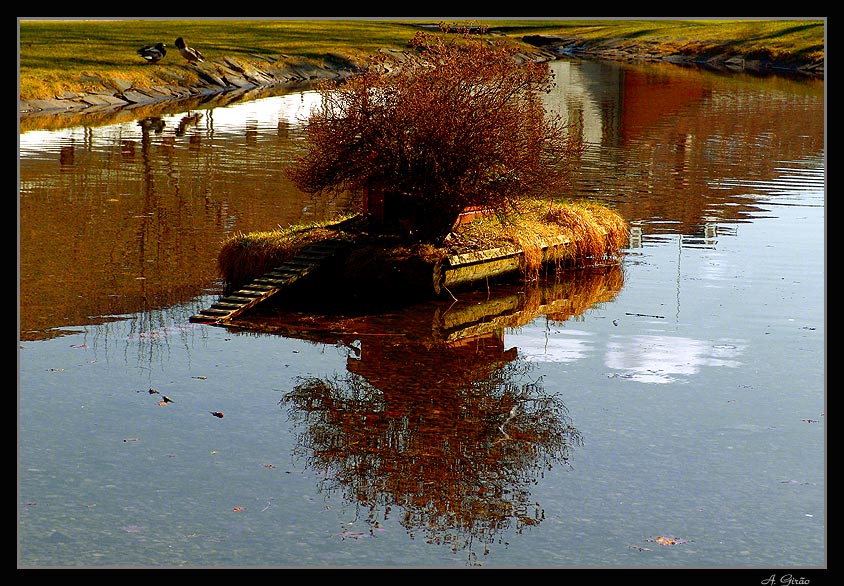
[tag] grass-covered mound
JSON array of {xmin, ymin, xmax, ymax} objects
[{"xmin": 217, "ymin": 200, "xmax": 628, "ymax": 292}]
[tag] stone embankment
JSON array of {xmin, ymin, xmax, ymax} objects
[
  {"xmin": 19, "ymin": 52, "xmax": 371, "ymax": 126},
  {"xmin": 521, "ymin": 34, "xmax": 825, "ymax": 78},
  {"xmin": 19, "ymin": 35, "xmax": 823, "ymax": 129},
  {"xmin": 18, "ymin": 44, "xmax": 556, "ymax": 127}
]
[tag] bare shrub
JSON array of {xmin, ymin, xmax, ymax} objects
[{"xmin": 287, "ymin": 23, "xmax": 584, "ymax": 244}]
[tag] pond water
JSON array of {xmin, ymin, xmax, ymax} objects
[{"xmin": 18, "ymin": 59, "xmax": 825, "ymax": 570}]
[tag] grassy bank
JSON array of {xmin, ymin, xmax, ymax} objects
[{"xmin": 18, "ymin": 18, "xmax": 824, "ymax": 101}]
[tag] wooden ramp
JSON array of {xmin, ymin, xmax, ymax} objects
[{"xmin": 189, "ymin": 238, "xmax": 352, "ymax": 324}]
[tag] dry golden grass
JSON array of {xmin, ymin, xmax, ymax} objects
[
  {"xmin": 216, "ymin": 200, "xmax": 628, "ymax": 290},
  {"xmin": 217, "ymin": 223, "xmax": 344, "ymax": 289},
  {"xmin": 447, "ymin": 199, "xmax": 629, "ymax": 276}
]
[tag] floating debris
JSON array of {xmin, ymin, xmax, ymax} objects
[
  {"xmin": 647, "ymin": 536, "xmax": 688, "ymax": 546},
  {"xmin": 338, "ymin": 530, "xmax": 367, "ymax": 540}
]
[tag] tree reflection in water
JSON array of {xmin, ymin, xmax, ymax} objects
[
  {"xmin": 266, "ymin": 266, "xmax": 623, "ymax": 564},
  {"xmin": 283, "ymin": 356, "xmax": 580, "ymax": 564}
]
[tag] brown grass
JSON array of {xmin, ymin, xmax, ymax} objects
[
  {"xmin": 216, "ymin": 200, "xmax": 629, "ymax": 289},
  {"xmin": 217, "ymin": 223, "xmax": 344, "ymax": 289},
  {"xmin": 446, "ymin": 199, "xmax": 629, "ymax": 276}
]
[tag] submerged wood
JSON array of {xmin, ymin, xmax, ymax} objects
[{"xmin": 189, "ymin": 238, "xmax": 353, "ymax": 323}]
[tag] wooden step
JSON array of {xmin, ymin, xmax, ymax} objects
[{"xmin": 190, "ymin": 238, "xmax": 352, "ymax": 324}]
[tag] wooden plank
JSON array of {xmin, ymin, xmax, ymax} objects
[
  {"xmin": 442, "ymin": 234, "xmax": 574, "ymax": 289},
  {"xmin": 443, "ymin": 255, "xmax": 521, "ymax": 288}
]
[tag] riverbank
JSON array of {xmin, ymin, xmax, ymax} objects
[
  {"xmin": 18, "ymin": 27, "xmax": 823, "ymax": 132},
  {"xmin": 18, "ymin": 51, "xmax": 370, "ymax": 131},
  {"xmin": 18, "ymin": 42, "xmax": 559, "ymax": 132},
  {"xmin": 521, "ymin": 33, "xmax": 824, "ymax": 77}
]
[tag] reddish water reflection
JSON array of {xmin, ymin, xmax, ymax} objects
[
  {"xmin": 219, "ymin": 266, "xmax": 622, "ymax": 562},
  {"xmin": 18, "ymin": 60, "xmax": 824, "ymax": 342},
  {"xmin": 547, "ymin": 60, "xmax": 823, "ymax": 232}
]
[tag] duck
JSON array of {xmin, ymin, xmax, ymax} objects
[
  {"xmin": 174, "ymin": 37, "xmax": 204, "ymax": 64},
  {"xmin": 137, "ymin": 42, "xmax": 167, "ymax": 64}
]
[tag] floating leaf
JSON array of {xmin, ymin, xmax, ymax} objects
[{"xmin": 647, "ymin": 536, "xmax": 687, "ymax": 546}]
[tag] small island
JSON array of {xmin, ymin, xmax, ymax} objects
[{"xmin": 191, "ymin": 25, "xmax": 630, "ymax": 324}]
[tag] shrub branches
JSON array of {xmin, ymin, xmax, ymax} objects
[{"xmin": 287, "ymin": 24, "xmax": 584, "ymax": 244}]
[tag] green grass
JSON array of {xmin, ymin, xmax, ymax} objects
[
  {"xmin": 18, "ymin": 19, "xmax": 426, "ymax": 99},
  {"xmin": 524, "ymin": 19, "xmax": 826, "ymax": 62},
  {"xmin": 18, "ymin": 18, "xmax": 824, "ymax": 101}
]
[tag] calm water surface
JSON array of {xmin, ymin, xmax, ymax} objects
[{"xmin": 18, "ymin": 59, "xmax": 825, "ymax": 569}]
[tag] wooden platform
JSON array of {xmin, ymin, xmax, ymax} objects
[{"xmin": 189, "ymin": 238, "xmax": 352, "ymax": 324}]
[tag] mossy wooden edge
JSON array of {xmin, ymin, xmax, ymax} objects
[{"xmin": 215, "ymin": 201, "xmax": 629, "ymax": 303}]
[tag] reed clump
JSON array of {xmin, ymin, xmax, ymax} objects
[
  {"xmin": 446, "ymin": 199, "xmax": 629, "ymax": 276},
  {"xmin": 216, "ymin": 200, "xmax": 628, "ymax": 291}
]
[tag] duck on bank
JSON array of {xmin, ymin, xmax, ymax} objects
[
  {"xmin": 20, "ymin": 30, "xmax": 822, "ymax": 127},
  {"xmin": 137, "ymin": 42, "xmax": 167, "ymax": 64},
  {"xmin": 174, "ymin": 36, "xmax": 205, "ymax": 63}
]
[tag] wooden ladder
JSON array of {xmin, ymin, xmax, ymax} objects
[{"xmin": 189, "ymin": 238, "xmax": 352, "ymax": 324}]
